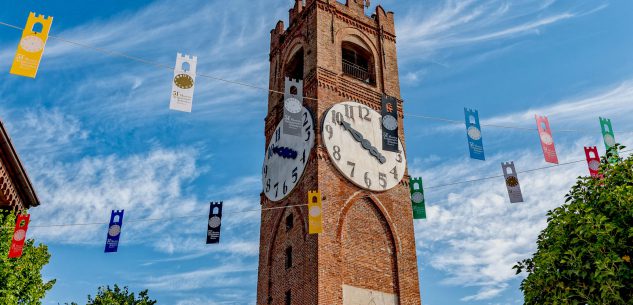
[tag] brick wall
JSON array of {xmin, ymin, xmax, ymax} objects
[{"xmin": 258, "ymin": 1, "xmax": 421, "ymax": 304}]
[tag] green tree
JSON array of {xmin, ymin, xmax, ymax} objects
[
  {"xmin": 0, "ymin": 211, "xmax": 55, "ymax": 304},
  {"xmin": 514, "ymin": 145, "xmax": 633, "ymax": 304},
  {"xmin": 85, "ymin": 285, "xmax": 156, "ymax": 305}
]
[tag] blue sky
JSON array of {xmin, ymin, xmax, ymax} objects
[{"xmin": 1, "ymin": 0, "xmax": 632, "ymax": 304}]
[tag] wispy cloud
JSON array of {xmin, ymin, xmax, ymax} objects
[
  {"xmin": 412, "ymin": 133, "xmax": 633, "ymax": 301},
  {"xmin": 397, "ymin": 0, "xmax": 607, "ymax": 65}
]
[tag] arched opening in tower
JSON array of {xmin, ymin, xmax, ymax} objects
[
  {"xmin": 341, "ymin": 41, "xmax": 376, "ymax": 85},
  {"xmin": 285, "ymin": 47, "xmax": 304, "ymax": 81}
]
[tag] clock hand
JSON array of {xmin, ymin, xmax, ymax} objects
[{"xmin": 339, "ymin": 120, "xmax": 387, "ymax": 164}]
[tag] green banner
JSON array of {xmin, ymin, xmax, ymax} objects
[{"xmin": 410, "ymin": 177, "xmax": 426, "ymax": 219}]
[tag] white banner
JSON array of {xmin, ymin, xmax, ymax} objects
[{"xmin": 169, "ymin": 53, "xmax": 197, "ymax": 112}]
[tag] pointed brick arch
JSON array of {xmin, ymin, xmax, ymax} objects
[{"xmin": 336, "ymin": 192, "xmax": 401, "ymax": 295}]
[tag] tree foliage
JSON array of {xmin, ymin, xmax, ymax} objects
[
  {"xmin": 85, "ymin": 285, "xmax": 156, "ymax": 305},
  {"xmin": 0, "ymin": 211, "xmax": 55, "ymax": 304},
  {"xmin": 514, "ymin": 145, "xmax": 633, "ymax": 304}
]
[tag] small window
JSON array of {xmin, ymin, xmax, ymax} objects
[
  {"xmin": 286, "ymin": 213, "xmax": 294, "ymax": 231},
  {"xmin": 285, "ymin": 290, "xmax": 292, "ymax": 305},
  {"xmin": 285, "ymin": 246, "xmax": 293, "ymax": 269}
]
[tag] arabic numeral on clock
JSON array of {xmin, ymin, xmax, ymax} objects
[
  {"xmin": 379, "ymin": 172, "xmax": 387, "ymax": 189},
  {"xmin": 303, "ymin": 112, "xmax": 309, "ymax": 126},
  {"xmin": 292, "ymin": 167, "xmax": 298, "ymax": 183},
  {"xmin": 389, "ymin": 166, "xmax": 398, "ymax": 179},
  {"xmin": 274, "ymin": 182, "xmax": 279, "ymax": 197},
  {"xmin": 283, "ymin": 181, "xmax": 288, "ymax": 194},
  {"xmin": 325, "ymin": 125, "xmax": 333, "ymax": 139},
  {"xmin": 304, "ymin": 125, "xmax": 311, "ymax": 142},
  {"xmin": 333, "ymin": 145, "xmax": 341, "ymax": 161},
  {"xmin": 396, "ymin": 151, "xmax": 403, "ymax": 163},
  {"xmin": 364, "ymin": 172, "xmax": 372, "ymax": 188},
  {"xmin": 263, "ymin": 165, "xmax": 268, "ymax": 178},
  {"xmin": 300, "ymin": 150, "xmax": 306, "ymax": 164},
  {"xmin": 346, "ymin": 161, "xmax": 356, "ymax": 177},
  {"xmin": 265, "ymin": 179, "xmax": 271, "ymax": 192}
]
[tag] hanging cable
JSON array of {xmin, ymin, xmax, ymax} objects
[{"xmin": 1, "ymin": 21, "xmax": 631, "ymax": 134}]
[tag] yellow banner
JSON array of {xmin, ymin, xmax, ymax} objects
[
  {"xmin": 10, "ymin": 12, "xmax": 53, "ymax": 78},
  {"xmin": 307, "ymin": 190, "xmax": 322, "ymax": 234}
]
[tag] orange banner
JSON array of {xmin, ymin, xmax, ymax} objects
[{"xmin": 10, "ymin": 12, "xmax": 53, "ymax": 78}]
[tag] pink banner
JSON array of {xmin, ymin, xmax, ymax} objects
[
  {"xmin": 535, "ymin": 115, "xmax": 558, "ymax": 164},
  {"xmin": 584, "ymin": 146, "xmax": 601, "ymax": 178}
]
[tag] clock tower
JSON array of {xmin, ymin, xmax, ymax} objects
[{"xmin": 257, "ymin": 1, "xmax": 422, "ymax": 304}]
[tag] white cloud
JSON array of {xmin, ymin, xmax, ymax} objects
[
  {"xmin": 413, "ymin": 133, "xmax": 633, "ymax": 301},
  {"xmin": 396, "ymin": 0, "xmax": 607, "ymax": 63},
  {"xmin": 143, "ymin": 262, "xmax": 256, "ymax": 292}
]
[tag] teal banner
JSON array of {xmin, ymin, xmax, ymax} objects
[{"xmin": 410, "ymin": 177, "xmax": 426, "ymax": 219}]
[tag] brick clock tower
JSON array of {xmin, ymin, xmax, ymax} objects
[{"xmin": 257, "ymin": 1, "xmax": 421, "ymax": 304}]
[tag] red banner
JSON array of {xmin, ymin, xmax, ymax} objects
[
  {"xmin": 535, "ymin": 115, "xmax": 558, "ymax": 164},
  {"xmin": 8, "ymin": 214, "xmax": 30, "ymax": 258},
  {"xmin": 584, "ymin": 146, "xmax": 601, "ymax": 178}
]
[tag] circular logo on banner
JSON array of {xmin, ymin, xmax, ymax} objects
[
  {"xmin": 588, "ymin": 160, "xmax": 601, "ymax": 171},
  {"xmin": 108, "ymin": 225, "xmax": 121, "ymax": 237},
  {"xmin": 382, "ymin": 115, "xmax": 398, "ymax": 131},
  {"xmin": 505, "ymin": 176, "xmax": 519, "ymax": 187},
  {"xmin": 13, "ymin": 229, "xmax": 26, "ymax": 241},
  {"xmin": 540, "ymin": 133, "xmax": 554, "ymax": 145},
  {"xmin": 411, "ymin": 192, "xmax": 424, "ymax": 204},
  {"xmin": 309, "ymin": 206, "xmax": 322, "ymax": 217},
  {"xmin": 20, "ymin": 35, "xmax": 44, "ymax": 53},
  {"xmin": 208, "ymin": 216, "xmax": 221, "ymax": 228},
  {"xmin": 467, "ymin": 126, "xmax": 482, "ymax": 140},
  {"xmin": 174, "ymin": 74, "xmax": 194, "ymax": 89},
  {"xmin": 604, "ymin": 134, "xmax": 616, "ymax": 147},
  {"xmin": 284, "ymin": 98, "xmax": 302, "ymax": 114}
]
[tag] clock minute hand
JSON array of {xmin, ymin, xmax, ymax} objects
[{"xmin": 339, "ymin": 120, "xmax": 387, "ymax": 164}]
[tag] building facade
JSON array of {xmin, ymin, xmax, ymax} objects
[
  {"xmin": 257, "ymin": 1, "xmax": 421, "ymax": 304},
  {"xmin": 0, "ymin": 119, "xmax": 39, "ymax": 211}
]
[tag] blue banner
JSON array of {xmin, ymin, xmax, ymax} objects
[
  {"xmin": 104, "ymin": 210, "xmax": 124, "ymax": 253},
  {"xmin": 465, "ymin": 108, "xmax": 485, "ymax": 160},
  {"xmin": 207, "ymin": 202, "xmax": 223, "ymax": 244}
]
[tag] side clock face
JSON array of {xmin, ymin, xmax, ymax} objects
[
  {"xmin": 322, "ymin": 101, "xmax": 406, "ymax": 191},
  {"xmin": 262, "ymin": 107, "xmax": 315, "ymax": 201}
]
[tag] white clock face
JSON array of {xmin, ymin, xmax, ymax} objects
[
  {"xmin": 284, "ymin": 97, "xmax": 302, "ymax": 114},
  {"xmin": 108, "ymin": 225, "xmax": 121, "ymax": 237},
  {"xmin": 20, "ymin": 35, "xmax": 44, "ymax": 53},
  {"xmin": 540, "ymin": 132, "xmax": 553, "ymax": 145},
  {"xmin": 322, "ymin": 101, "xmax": 406, "ymax": 191},
  {"xmin": 604, "ymin": 134, "xmax": 616, "ymax": 147},
  {"xmin": 467, "ymin": 126, "xmax": 482, "ymax": 140},
  {"xmin": 13, "ymin": 229, "xmax": 26, "ymax": 242},
  {"xmin": 262, "ymin": 107, "xmax": 315, "ymax": 201}
]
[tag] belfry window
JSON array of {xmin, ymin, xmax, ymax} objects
[
  {"xmin": 342, "ymin": 42, "xmax": 375, "ymax": 85},
  {"xmin": 285, "ymin": 48, "xmax": 304, "ymax": 81}
]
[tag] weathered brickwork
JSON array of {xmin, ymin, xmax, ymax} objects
[{"xmin": 258, "ymin": 1, "xmax": 421, "ymax": 304}]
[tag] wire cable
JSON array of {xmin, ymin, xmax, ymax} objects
[{"xmin": 1, "ymin": 21, "xmax": 631, "ymax": 134}]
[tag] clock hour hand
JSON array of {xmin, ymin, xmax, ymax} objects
[{"xmin": 339, "ymin": 120, "xmax": 386, "ymax": 164}]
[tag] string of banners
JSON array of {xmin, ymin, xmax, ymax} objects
[
  {"xmin": 6, "ymin": 142, "xmax": 626, "ymax": 259},
  {"xmin": 5, "ymin": 194, "xmax": 324, "ymax": 258}
]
